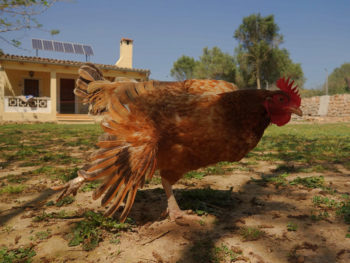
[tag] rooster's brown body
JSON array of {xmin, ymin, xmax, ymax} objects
[{"xmin": 54, "ymin": 63, "xmax": 301, "ymax": 222}]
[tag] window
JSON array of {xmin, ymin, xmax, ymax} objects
[{"xmin": 24, "ymin": 79, "xmax": 39, "ymax": 97}]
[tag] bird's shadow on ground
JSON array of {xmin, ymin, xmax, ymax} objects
[{"xmin": 128, "ymin": 177, "xmax": 340, "ymax": 263}]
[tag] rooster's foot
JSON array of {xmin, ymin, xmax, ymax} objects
[
  {"xmin": 51, "ymin": 176, "xmax": 85, "ymax": 202},
  {"xmin": 163, "ymin": 208, "xmax": 202, "ymax": 222}
]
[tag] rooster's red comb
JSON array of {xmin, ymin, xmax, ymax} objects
[{"xmin": 276, "ymin": 77, "xmax": 301, "ymax": 107}]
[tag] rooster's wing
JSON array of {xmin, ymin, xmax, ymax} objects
[{"xmin": 73, "ymin": 64, "xmax": 237, "ymax": 221}]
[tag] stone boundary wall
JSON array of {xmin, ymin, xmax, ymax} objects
[{"xmin": 296, "ymin": 94, "xmax": 350, "ymax": 118}]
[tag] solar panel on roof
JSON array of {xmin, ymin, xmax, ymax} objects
[
  {"xmin": 31, "ymin": 38, "xmax": 94, "ymax": 61},
  {"xmin": 73, "ymin": 44, "xmax": 84, "ymax": 54},
  {"xmin": 63, "ymin": 43, "xmax": 74, "ymax": 53},
  {"xmin": 32, "ymin": 39, "xmax": 43, "ymax": 50},
  {"xmin": 53, "ymin": 41, "xmax": 64, "ymax": 52},
  {"xmin": 42, "ymin": 40, "xmax": 54, "ymax": 51},
  {"xmin": 83, "ymin": 45, "xmax": 94, "ymax": 56}
]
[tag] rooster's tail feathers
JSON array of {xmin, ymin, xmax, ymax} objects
[
  {"xmin": 75, "ymin": 63, "xmax": 105, "ymax": 100},
  {"xmin": 75, "ymin": 63, "xmax": 156, "ymax": 117},
  {"xmin": 75, "ymin": 63, "xmax": 159, "ymax": 222},
  {"xmin": 79, "ymin": 118, "xmax": 158, "ymax": 222}
]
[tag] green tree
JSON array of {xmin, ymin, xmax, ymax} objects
[
  {"xmin": 194, "ymin": 46, "xmax": 236, "ymax": 82},
  {"xmin": 263, "ymin": 48, "xmax": 305, "ymax": 88},
  {"xmin": 170, "ymin": 55, "xmax": 197, "ymax": 81},
  {"xmin": 234, "ymin": 13, "xmax": 304, "ymax": 89},
  {"xmin": 327, "ymin": 63, "xmax": 350, "ymax": 95},
  {"xmin": 170, "ymin": 47, "xmax": 236, "ymax": 82},
  {"xmin": 0, "ymin": 0, "xmax": 60, "ymax": 52},
  {"xmin": 234, "ymin": 13, "xmax": 282, "ymax": 89}
]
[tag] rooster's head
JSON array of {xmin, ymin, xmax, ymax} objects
[{"xmin": 264, "ymin": 77, "xmax": 302, "ymax": 126}]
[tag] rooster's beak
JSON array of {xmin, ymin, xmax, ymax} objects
[{"xmin": 288, "ymin": 107, "xmax": 303, "ymax": 116}]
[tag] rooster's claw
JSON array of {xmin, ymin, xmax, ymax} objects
[{"xmin": 51, "ymin": 176, "xmax": 85, "ymax": 202}]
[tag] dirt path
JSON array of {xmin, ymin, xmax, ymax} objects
[{"xmin": 1, "ymin": 160, "xmax": 350, "ymax": 263}]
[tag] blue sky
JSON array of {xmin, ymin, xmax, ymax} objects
[{"xmin": 2, "ymin": 0, "xmax": 350, "ymax": 89}]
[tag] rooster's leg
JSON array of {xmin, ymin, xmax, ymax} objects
[
  {"xmin": 51, "ymin": 175, "xmax": 85, "ymax": 201},
  {"xmin": 161, "ymin": 177, "xmax": 201, "ymax": 222}
]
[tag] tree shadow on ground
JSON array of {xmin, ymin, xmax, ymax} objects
[
  {"xmin": 0, "ymin": 188, "xmax": 56, "ymax": 225},
  {"xmin": 156, "ymin": 177, "xmax": 343, "ymax": 263}
]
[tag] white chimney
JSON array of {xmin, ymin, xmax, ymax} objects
[{"xmin": 115, "ymin": 38, "xmax": 133, "ymax": 68}]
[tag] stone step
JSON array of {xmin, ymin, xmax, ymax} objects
[{"xmin": 56, "ymin": 114, "xmax": 95, "ymax": 124}]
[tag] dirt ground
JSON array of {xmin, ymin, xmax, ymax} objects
[{"xmin": 0, "ymin": 123, "xmax": 350, "ymax": 263}]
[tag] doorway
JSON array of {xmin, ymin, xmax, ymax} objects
[{"xmin": 60, "ymin": 78, "xmax": 75, "ymax": 113}]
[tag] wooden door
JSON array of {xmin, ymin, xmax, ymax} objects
[{"xmin": 60, "ymin": 78, "xmax": 75, "ymax": 113}]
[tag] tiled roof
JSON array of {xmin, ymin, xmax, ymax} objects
[{"xmin": 0, "ymin": 54, "xmax": 150, "ymax": 74}]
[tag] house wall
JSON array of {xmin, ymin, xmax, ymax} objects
[
  {"xmin": 1, "ymin": 65, "xmax": 55, "ymax": 122},
  {"xmin": 5, "ymin": 69, "xmax": 50, "ymax": 97},
  {"xmin": 0, "ymin": 67, "xmax": 5, "ymax": 121},
  {"xmin": 0, "ymin": 59, "xmax": 149, "ymax": 123}
]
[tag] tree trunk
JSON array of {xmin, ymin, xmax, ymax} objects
[{"xmin": 256, "ymin": 66, "xmax": 261, "ymax": 89}]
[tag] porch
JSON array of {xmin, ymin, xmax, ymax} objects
[
  {"xmin": 0, "ymin": 60, "xmax": 89, "ymax": 123},
  {"xmin": 2, "ymin": 95, "xmax": 94, "ymax": 123},
  {"xmin": 0, "ymin": 54, "xmax": 150, "ymax": 123}
]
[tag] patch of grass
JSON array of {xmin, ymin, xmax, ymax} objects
[
  {"xmin": 81, "ymin": 181, "xmax": 101, "ymax": 192},
  {"xmin": 287, "ymin": 222, "xmax": 298, "ymax": 231},
  {"xmin": 311, "ymin": 211, "xmax": 330, "ymax": 221},
  {"xmin": 212, "ymin": 243, "xmax": 243, "ymax": 263},
  {"xmin": 184, "ymin": 171, "xmax": 206, "ymax": 180},
  {"xmin": 19, "ymin": 161, "xmax": 40, "ymax": 167},
  {"xmin": 205, "ymin": 166, "xmax": 225, "ymax": 175},
  {"xmin": 145, "ymin": 175, "xmax": 162, "ymax": 185},
  {"xmin": 67, "ymin": 211, "xmax": 131, "ymax": 251},
  {"xmin": 249, "ymin": 123, "xmax": 350, "ymax": 169},
  {"xmin": 109, "ymin": 234, "xmax": 121, "ymax": 244},
  {"xmin": 63, "ymin": 138, "xmax": 92, "ymax": 147},
  {"xmin": 289, "ymin": 176, "xmax": 325, "ymax": 189},
  {"xmin": 183, "ymin": 165, "xmax": 226, "ymax": 180},
  {"xmin": 5, "ymin": 174, "xmax": 29, "ymax": 183},
  {"xmin": 11, "ymin": 146, "xmax": 41, "ymax": 161},
  {"xmin": 34, "ymin": 230, "xmax": 51, "ymax": 240},
  {"xmin": 178, "ymin": 187, "xmax": 234, "ymax": 216},
  {"xmin": 312, "ymin": 196, "xmax": 340, "ymax": 209},
  {"xmin": 39, "ymin": 153, "xmax": 80, "ymax": 164},
  {"xmin": 0, "ymin": 185, "xmax": 25, "ymax": 194},
  {"xmin": 342, "ymin": 194, "xmax": 350, "ymax": 200},
  {"xmin": 56, "ymin": 167, "xmax": 79, "ymax": 183},
  {"xmin": 33, "ymin": 212, "xmax": 52, "ymax": 222},
  {"xmin": 55, "ymin": 196, "xmax": 75, "ymax": 207},
  {"xmin": 33, "ymin": 165, "xmax": 57, "ymax": 175},
  {"xmin": 239, "ymin": 227, "xmax": 264, "ymax": 241},
  {"xmin": 0, "ymin": 245, "xmax": 36, "ymax": 263},
  {"xmin": 251, "ymin": 173, "xmax": 289, "ymax": 188},
  {"xmin": 274, "ymin": 164, "xmax": 299, "ymax": 173},
  {"xmin": 2, "ymin": 225, "xmax": 14, "ymax": 234},
  {"xmin": 33, "ymin": 166, "xmax": 79, "ymax": 183},
  {"xmin": 33, "ymin": 210, "xmax": 78, "ymax": 222},
  {"xmin": 336, "ymin": 200, "xmax": 350, "ymax": 224},
  {"xmin": 217, "ymin": 161, "xmax": 233, "ymax": 166},
  {"xmin": 45, "ymin": 200, "xmax": 55, "ymax": 206}
]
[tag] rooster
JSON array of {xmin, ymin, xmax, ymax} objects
[{"xmin": 53, "ymin": 63, "xmax": 302, "ymax": 222}]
